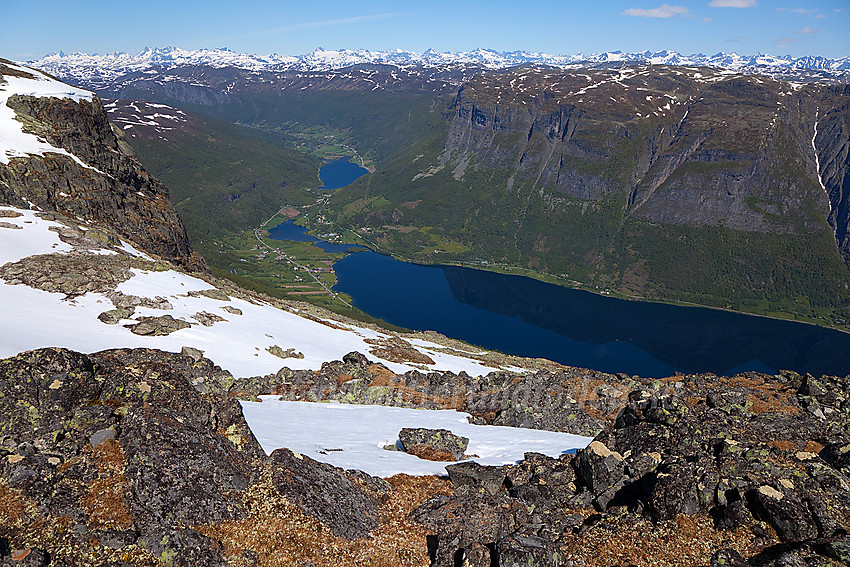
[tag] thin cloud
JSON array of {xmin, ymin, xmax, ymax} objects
[
  {"xmin": 709, "ymin": 0, "xmax": 757, "ymax": 7},
  {"xmin": 622, "ymin": 4, "xmax": 690, "ymax": 17},
  {"xmin": 727, "ymin": 35, "xmax": 748, "ymax": 42},
  {"xmin": 777, "ymin": 8, "xmax": 815, "ymax": 13},
  {"xmin": 794, "ymin": 26, "xmax": 818, "ymax": 34},
  {"xmin": 815, "ymin": 13, "xmax": 827, "ymax": 18},
  {"xmin": 236, "ymin": 13, "xmax": 404, "ymax": 38}
]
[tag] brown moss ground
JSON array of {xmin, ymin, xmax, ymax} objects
[
  {"xmin": 559, "ymin": 513, "xmax": 779, "ymax": 567},
  {"xmin": 196, "ymin": 469, "xmax": 452, "ymax": 567},
  {"xmin": 0, "ymin": 473, "xmax": 160, "ymax": 566}
]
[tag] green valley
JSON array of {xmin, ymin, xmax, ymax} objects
[{"xmin": 105, "ymin": 63, "xmax": 850, "ymax": 331}]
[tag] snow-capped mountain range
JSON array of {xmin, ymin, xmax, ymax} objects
[{"xmin": 27, "ymin": 46, "xmax": 850, "ymax": 85}]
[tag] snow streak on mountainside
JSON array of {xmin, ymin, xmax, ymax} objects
[{"xmin": 27, "ymin": 46, "xmax": 850, "ymax": 89}]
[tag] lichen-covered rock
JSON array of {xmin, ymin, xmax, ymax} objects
[
  {"xmin": 125, "ymin": 314, "xmax": 191, "ymax": 336},
  {"xmin": 187, "ymin": 288, "xmax": 230, "ymax": 301},
  {"xmin": 411, "ymin": 490, "xmax": 529, "ymax": 566},
  {"xmin": 445, "ymin": 461, "xmax": 506, "ymax": 496},
  {"xmin": 266, "ymin": 345, "xmax": 304, "ymax": 359},
  {"xmin": 0, "ymin": 347, "xmax": 262, "ymax": 565},
  {"xmin": 399, "ymin": 428, "xmax": 469, "ymax": 462},
  {"xmin": 191, "ymin": 310, "xmax": 226, "ymax": 326},
  {"xmin": 97, "ymin": 308, "xmax": 135, "ymax": 325},
  {"xmin": 575, "ymin": 440, "xmax": 625, "ymax": 495},
  {"xmin": 269, "ymin": 448, "xmax": 384, "ymax": 540},
  {"xmin": 748, "ymin": 484, "xmax": 818, "ymax": 542},
  {"xmin": 0, "ymin": 252, "xmax": 135, "ymax": 297}
]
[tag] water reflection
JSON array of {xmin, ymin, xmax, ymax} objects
[
  {"xmin": 331, "ymin": 250, "xmax": 850, "ymax": 377},
  {"xmin": 440, "ymin": 266, "xmax": 850, "ymax": 376}
]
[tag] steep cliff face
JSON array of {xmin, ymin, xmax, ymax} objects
[
  {"xmin": 443, "ymin": 67, "xmax": 847, "ymax": 238},
  {"xmin": 816, "ymin": 84, "xmax": 850, "ymax": 254},
  {"xmin": 0, "ymin": 60, "xmax": 205, "ymax": 271}
]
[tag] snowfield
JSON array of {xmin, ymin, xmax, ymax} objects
[
  {"xmin": 241, "ymin": 398, "xmax": 594, "ymax": 477},
  {"xmin": 0, "ymin": 205, "xmax": 525, "ymax": 378}
]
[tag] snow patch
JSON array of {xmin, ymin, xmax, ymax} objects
[
  {"xmin": 241, "ymin": 398, "xmax": 593, "ymax": 477},
  {"xmin": 0, "ymin": 207, "xmax": 521, "ymax": 378},
  {"xmin": 0, "ymin": 206, "xmax": 73, "ymax": 263}
]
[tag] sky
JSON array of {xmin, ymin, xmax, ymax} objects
[{"xmin": 2, "ymin": 0, "xmax": 848, "ymax": 61}]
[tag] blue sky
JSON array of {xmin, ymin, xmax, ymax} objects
[{"xmin": 2, "ymin": 0, "xmax": 848, "ymax": 60}]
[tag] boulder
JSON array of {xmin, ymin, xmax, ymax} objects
[
  {"xmin": 411, "ymin": 491, "xmax": 528, "ymax": 566},
  {"xmin": 446, "ymin": 461, "xmax": 506, "ymax": 495},
  {"xmin": 399, "ymin": 427, "xmax": 469, "ymax": 461},
  {"xmin": 575, "ymin": 440, "xmax": 625, "ymax": 494},
  {"xmin": 97, "ymin": 308, "xmax": 134, "ymax": 325},
  {"xmin": 125, "ymin": 315, "xmax": 191, "ymax": 336},
  {"xmin": 748, "ymin": 485, "xmax": 818, "ymax": 542},
  {"xmin": 269, "ymin": 448, "xmax": 383, "ymax": 540}
]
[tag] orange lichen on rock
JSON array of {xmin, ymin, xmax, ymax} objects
[{"xmin": 82, "ymin": 439, "xmax": 134, "ymax": 530}]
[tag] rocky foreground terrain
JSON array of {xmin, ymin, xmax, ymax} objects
[{"xmin": 1, "ymin": 347, "xmax": 849, "ymax": 566}]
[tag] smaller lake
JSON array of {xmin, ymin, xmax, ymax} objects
[
  {"xmin": 268, "ymin": 157, "xmax": 368, "ymax": 252},
  {"xmin": 267, "ymin": 221, "xmax": 364, "ymax": 254},
  {"xmin": 319, "ymin": 157, "xmax": 369, "ymax": 190}
]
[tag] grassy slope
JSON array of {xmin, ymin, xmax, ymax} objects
[{"xmin": 124, "ymin": 114, "xmax": 322, "ymax": 244}]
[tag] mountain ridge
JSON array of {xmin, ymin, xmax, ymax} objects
[{"xmin": 26, "ymin": 46, "xmax": 850, "ymax": 89}]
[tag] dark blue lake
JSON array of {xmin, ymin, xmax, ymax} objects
[
  {"xmin": 332, "ymin": 251, "xmax": 850, "ymax": 378},
  {"xmin": 319, "ymin": 157, "xmax": 368, "ymax": 190}
]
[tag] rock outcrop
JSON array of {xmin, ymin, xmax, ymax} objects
[
  {"xmin": 230, "ymin": 352, "xmax": 625, "ymax": 437},
  {"xmin": 0, "ymin": 347, "xmax": 423, "ymax": 566},
  {"xmin": 412, "ymin": 371, "xmax": 850, "ymax": 566},
  {"xmin": 443, "ymin": 68, "xmax": 849, "ymax": 239},
  {"xmin": 0, "ymin": 60, "xmax": 205, "ymax": 272}
]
